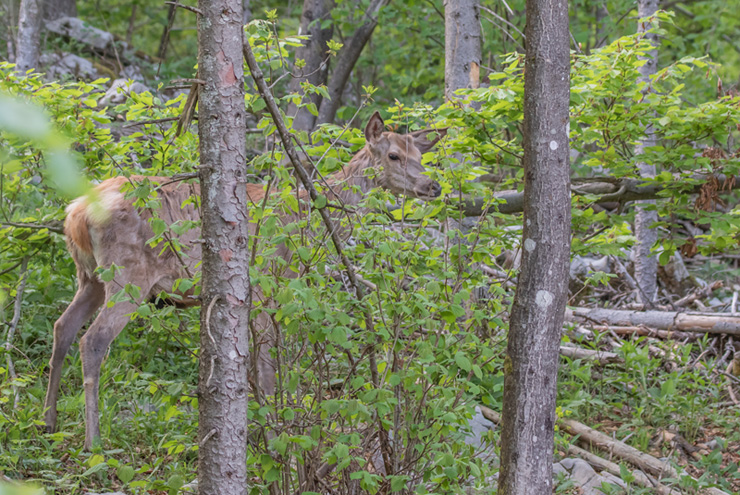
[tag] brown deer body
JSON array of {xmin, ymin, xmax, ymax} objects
[{"xmin": 44, "ymin": 112, "xmax": 444, "ymax": 449}]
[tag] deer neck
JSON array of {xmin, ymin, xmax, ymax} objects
[{"xmin": 327, "ymin": 146, "xmax": 378, "ymax": 208}]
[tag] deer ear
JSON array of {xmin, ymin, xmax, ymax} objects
[
  {"xmin": 364, "ymin": 111, "xmax": 385, "ymax": 144},
  {"xmin": 410, "ymin": 127, "xmax": 447, "ymax": 153}
]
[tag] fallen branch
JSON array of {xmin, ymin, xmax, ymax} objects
[
  {"xmin": 559, "ymin": 418, "xmax": 729, "ymax": 495},
  {"xmin": 567, "ymin": 307, "xmax": 740, "ymax": 335},
  {"xmin": 479, "ymin": 405, "xmax": 729, "ymax": 495},
  {"xmin": 584, "ymin": 325, "xmax": 694, "ymax": 341},
  {"xmin": 461, "ymin": 174, "xmax": 740, "ymax": 216},
  {"xmin": 559, "ymin": 345, "xmax": 622, "ymax": 365},
  {"xmin": 673, "ymin": 281, "xmax": 723, "ymax": 309}
]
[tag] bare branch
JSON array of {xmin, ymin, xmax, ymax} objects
[
  {"xmin": 4, "ymin": 257, "xmax": 29, "ymax": 408},
  {"xmin": 1, "ymin": 220, "xmax": 63, "ymax": 234}
]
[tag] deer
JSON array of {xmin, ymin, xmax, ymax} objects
[{"xmin": 43, "ymin": 111, "xmax": 445, "ymax": 450}]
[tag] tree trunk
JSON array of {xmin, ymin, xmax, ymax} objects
[
  {"xmin": 158, "ymin": 3, "xmax": 177, "ymax": 60},
  {"xmin": 633, "ymin": 0, "xmax": 659, "ymax": 304},
  {"xmin": 444, "ymin": 0, "xmax": 481, "ymax": 100},
  {"xmin": 44, "ymin": 0, "xmax": 76, "ymax": 21},
  {"xmin": 243, "ymin": 0, "xmax": 251, "ymax": 24},
  {"xmin": 287, "ymin": 0, "xmax": 334, "ymax": 133},
  {"xmin": 15, "ymin": 0, "xmax": 44, "ymax": 73},
  {"xmin": 496, "ymin": 0, "xmax": 570, "ymax": 492},
  {"xmin": 196, "ymin": 0, "xmax": 250, "ymax": 493},
  {"xmin": 315, "ymin": 0, "xmax": 386, "ymax": 126}
]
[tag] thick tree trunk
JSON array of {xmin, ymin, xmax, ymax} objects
[
  {"xmin": 44, "ymin": 0, "xmax": 76, "ymax": 21},
  {"xmin": 315, "ymin": 0, "xmax": 386, "ymax": 126},
  {"xmin": 287, "ymin": 0, "xmax": 334, "ymax": 132},
  {"xmin": 15, "ymin": 0, "xmax": 44, "ymax": 73},
  {"xmin": 633, "ymin": 0, "xmax": 659, "ymax": 304},
  {"xmin": 496, "ymin": 0, "xmax": 570, "ymax": 492},
  {"xmin": 196, "ymin": 0, "xmax": 250, "ymax": 493},
  {"xmin": 444, "ymin": 0, "xmax": 481, "ymax": 100}
]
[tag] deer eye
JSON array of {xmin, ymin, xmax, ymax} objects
[{"xmin": 388, "ymin": 153, "xmax": 400, "ymax": 161}]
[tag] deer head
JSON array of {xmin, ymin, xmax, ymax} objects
[{"xmin": 364, "ymin": 112, "xmax": 444, "ymax": 200}]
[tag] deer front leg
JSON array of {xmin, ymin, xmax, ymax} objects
[
  {"xmin": 78, "ymin": 299, "xmax": 138, "ymax": 450},
  {"xmin": 44, "ymin": 278, "xmax": 105, "ymax": 432}
]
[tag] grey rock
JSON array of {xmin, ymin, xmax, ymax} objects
[
  {"xmin": 181, "ymin": 479, "xmax": 198, "ymax": 494},
  {"xmin": 552, "ymin": 461, "xmax": 568, "ymax": 476},
  {"xmin": 46, "ymin": 17, "xmax": 114, "ymax": 51},
  {"xmin": 600, "ymin": 472, "xmax": 627, "ymax": 488},
  {"xmin": 463, "ymin": 406, "xmax": 496, "ymax": 449},
  {"xmin": 40, "ymin": 52, "xmax": 100, "ymax": 80},
  {"xmin": 557, "ymin": 458, "xmax": 623, "ymax": 495},
  {"xmin": 98, "ymin": 78, "xmax": 151, "ymax": 106},
  {"xmin": 706, "ymin": 437, "xmax": 724, "ymax": 451}
]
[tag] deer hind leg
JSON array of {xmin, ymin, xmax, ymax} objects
[
  {"xmin": 44, "ymin": 276, "xmax": 105, "ymax": 432},
  {"xmin": 79, "ymin": 275, "xmax": 155, "ymax": 450}
]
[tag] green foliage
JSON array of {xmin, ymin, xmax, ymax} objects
[{"xmin": 2, "ymin": 4, "xmax": 740, "ymax": 493}]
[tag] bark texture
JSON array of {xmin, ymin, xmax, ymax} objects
[
  {"xmin": 444, "ymin": 0, "xmax": 481, "ymax": 99},
  {"xmin": 197, "ymin": 0, "xmax": 250, "ymax": 493},
  {"xmin": 288, "ymin": 0, "xmax": 334, "ymax": 132},
  {"xmin": 633, "ymin": 0, "xmax": 660, "ymax": 304},
  {"xmin": 315, "ymin": 0, "xmax": 386, "ymax": 125},
  {"xmin": 15, "ymin": 0, "xmax": 44, "ymax": 73},
  {"xmin": 496, "ymin": 0, "xmax": 570, "ymax": 492},
  {"xmin": 44, "ymin": 0, "xmax": 76, "ymax": 20}
]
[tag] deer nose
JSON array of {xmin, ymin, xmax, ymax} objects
[{"xmin": 430, "ymin": 181, "xmax": 442, "ymax": 198}]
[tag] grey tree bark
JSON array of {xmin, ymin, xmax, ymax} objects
[
  {"xmin": 15, "ymin": 0, "xmax": 43, "ymax": 73},
  {"xmin": 44, "ymin": 0, "xmax": 76, "ymax": 20},
  {"xmin": 315, "ymin": 0, "xmax": 387, "ymax": 126},
  {"xmin": 196, "ymin": 0, "xmax": 250, "ymax": 493},
  {"xmin": 444, "ymin": 0, "xmax": 481, "ymax": 100},
  {"xmin": 496, "ymin": 0, "xmax": 570, "ymax": 492},
  {"xmin": 633, "ymin": 0, "xmax": 659, "ymax": 304},
  {"xmin": 287, "ymin": 0, "xmax": 334, "ymax": 132}
]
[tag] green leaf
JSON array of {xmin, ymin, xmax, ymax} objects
[
  {"xmin": 117, "ymin": 465, "xmax": 135, "ymax": 484},
  {"xmin": 455, "ymin": 352, "xmax": 472, "ymax": 372}
]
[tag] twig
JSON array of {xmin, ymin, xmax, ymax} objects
[
  {"xmin": 4, "ymin": 258, "xmax": 29, "ymax": 409},
  {"xmin": 122, "ymin": 116, "xmax": 186, "ymax": 128},
  {"xmin": 164, "ymin": 1, "xmax": 203, "ymax": 15}
]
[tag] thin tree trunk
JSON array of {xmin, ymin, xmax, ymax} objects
[
  {"xmin": 315, "ymin": 0, "xmax": 386, "ymax": 126},
  {"xmin": 497, "ymin": 0, "xmax": 570, "ymax": 491},
  {"xmin": 15, "ymin": 0, "xmax": 43, "ymax": 73},
  {"xmin": 633, "ymin": 0, "xmax": 659, "ymax": 304},
  {"xmin": 44, "ymin": 0, "xmax": 75, "ymax": 20},
  {"xmin": 196, "ymin": 0, "xmax": 250, "ymax": 493},
  {"xmin": 126, "ymin": 2, "xmax": 137, "ymax": 45},
  {"xmin": 444, "ymin": 0, "xmax": 481, "ymax": 100},
  {"xmin": 287, "ymin": 0, "xmax": 334, "ymax": 133},
  {"xmin": 158, "ymin": 3, "xmax": 177, "ymax": 61},
  {"xmin": 243, "ymin": 0, "xmax": 251, "ymax": 24}
]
